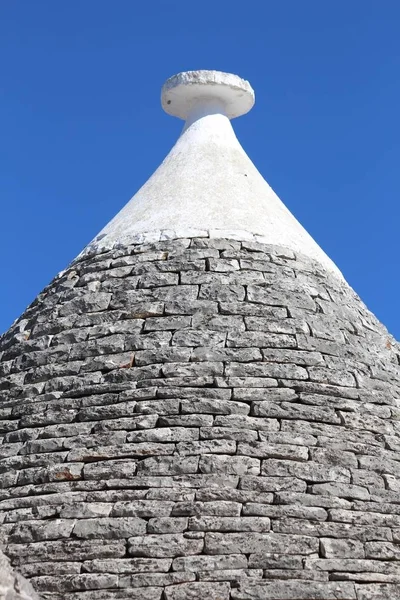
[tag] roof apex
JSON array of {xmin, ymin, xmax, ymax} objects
[
  {"xmin": 161, "ymin": 70, "xmax": 255, "ymax": 120},
  {"xmin": 82, "ymin": 70, "xmax": 342, "ymax": 279}
]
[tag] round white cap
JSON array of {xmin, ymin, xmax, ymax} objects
[{"xmin": 161, "ymin": 70, "xmax": 255, "ymax": 120}]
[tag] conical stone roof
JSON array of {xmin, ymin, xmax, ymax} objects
[{"xmin": 1, "ymin": 71, "xmax": 400, "ymax": 600}]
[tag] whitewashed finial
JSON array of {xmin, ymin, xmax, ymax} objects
[
  {"xmin": 161, "ymin": 70, "xmax": 255, "ymax": 120},
  {"xmin": 83, "ymin": 70, "xmax": 343, "ymax": 279}
]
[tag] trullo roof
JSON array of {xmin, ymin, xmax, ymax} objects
[{"xmin": 0, "ymin": 71, "xmax": 399, "ymax": 600}]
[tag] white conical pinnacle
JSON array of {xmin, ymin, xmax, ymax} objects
[{"xmin": 83, "ymin": 70, "xmax": 342, "ymax": 279}]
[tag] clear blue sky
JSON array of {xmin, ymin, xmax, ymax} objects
[{"xmin": 1, "ymin": 1, "xmax": 399, "ymax": 338}]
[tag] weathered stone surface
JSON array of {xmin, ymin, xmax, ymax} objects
[
  {"xmin": 242, "ymin": 503, "xmax": 327, "ymax": 521},
  {"xmin": 188, "ymin": 516, "xmax": 271, "ymax": 532},
  {"xmin": 171, "ymin": 501, "xmax": 241, "ymax": 517},
  {"xmin": 119, "ymin": 571, "xmax": 195, "ymax": 589},
  {"xmin": 164, "ymin": 582, "xmax": 230, "ymax": 600},
  {"xmin": 230, "ymin": 581, "xmax": 357, "ymax": 599},
  {"xmin": 31, "ymin": 573, "xmax": 118, "ymax": 593},
  {"xmin": 9, "ymin": 520, "xmax": 75, "ymax": 543},
  {"xmin": 272, "ymin": 519, "xmax": 391, "ymax": 542},
  {"xmin": 73, "ymin": 517, "xmax": 146, "ymax": 539},
  {"xmin": 204, "ymin": 532, "xmax": 318, "ymax": 555},
  {"xmin": 199, "ymin": 455, "xmax": 260, "ymax": 476},
  {"xmin": 261, "ymin": 569, "xmax": 328, "ymax": 582},
  {"xmin": 1, "ymin": 236, "xmax": 400, "ymax": 600},
  {"xmin": 60, "ymin": 588, "xmax": 162, "ymax": 600},
  {"xmin": 111, "ymin": 500, "xmax": 174, "ymax": 517},
  {"xmin": 6, "ymin": 540, "xmax": 126, "ymax": 565},
  {"xmin": 19, "ymin": 562, "xmax": 81, "ymax": 577},
  {"xmin": 237, "ymin": 441, "xmax": 309, "ymax": 461},
  {"xmin": 147, "ymin": 517, "xmax": 188, "ymax": 533},
  {"xmin": 248, "ymin": 554, "xmax": 304, "ymax": 570},
  {"xmin": 320, "ymin": 538, "xmax": 365, "ymax": 558},
  {"xmin": 261, "ymin": 460, "xmax": 350, "ymax": 483},
  {"xmin": 365, "ymin": 542, "xmax": 400, "ymax": 560},
  {"xmin": 82, "ymin": 557, "xmax": 172, "ymax": 573},
  {"xmin": 172, "ymin": 554, "xmax": 247, "ymax": 572},
  {"xmin": 137, "ymin": 456, "xmax": 199, "ymax": 475},
  {"xmin": 0, "ymin": 549, "xmax": 40, "ymax": 599},
  {"xmin": 128, "ymin": 534, "xmax": 204, "ymax": 558},
  {"xmin": 355, "ymin": 584, "xmax": 400, "ymax": 600},
  {"xmin": 310, "ymin": 482, "xmax": 370, "ymax": 500}
]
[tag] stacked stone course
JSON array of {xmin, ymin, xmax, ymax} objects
[{"xmin": 1, "ymin": 235, "xmax": 400, "ymax": 600}]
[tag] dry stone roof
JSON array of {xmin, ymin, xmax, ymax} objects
[{"xmin": 1, "ymin": 71, "xmax": 400, "ymax": 600}]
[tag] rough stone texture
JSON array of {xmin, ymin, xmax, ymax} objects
[
  {"xmin": 1, "ymin": 236, "xmax": 400, "ymax": 600},
  {"xmin": 0, "ymin": 549, "xmax": 40, "ymax": 599}
]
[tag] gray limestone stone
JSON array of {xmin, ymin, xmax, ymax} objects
[
  {"xmin": 226, "ymin": 362, "xmax": 308, "ymax": 379},
  {"xmin": 320, "ymin": 538, "xmax": 365, "ymax": 558},
  {"xmin": 177, "ymin": 440, "xmax": 236, "ymax": 455},
  {"xmin": 260, "ymin": 570, "xmax": 328, "ymax": 581},
  {"xmin": 72, "ymin": 517, "xmax": 146, "ymax": 539},
  {"xmin": 119, "ymin": 572, "xmax": 195, "ymax": 588},
  {"xmin": 196, "ymin": 568, "xmax": 262, "ymax": 582},
  {"xmin": 134, "ymin": 348, "xmax": 191, "ymax": 366},
  {"xmin": 9, "ymin": 520, "xmax": 75, "ymax": 544},
  {"xmin": 246, "ymin": 554, "xmax": 304, "ymax": 570},
  {"xmin": 220, "ymin": 302, "xmax": 288, "ymax": 318},
  {"xmin": 275, "ymin": 491, "xmax": 351, "ymax": 509},
  {"xmin": 199, "ymin": 455, "xmax": 260, "ymax": 476},
  {"xmin": 199, "ymin": 284, "xmax": 245, "ymax": 302},
  {"xmin": 137, "ymin": 456, "xmax": 199, "ymax": 475},
  {"xmin": 111, "ymin": 500, "xmax": 174, "ymax": 517},
  {"xmin": 261, "ymin": 348, "xmax": 323, "ymax": 365},
  {"xmin": 20, "ymin": 562, "xmax": 81, "ymax": 578},
  {"xmin": 31, "ymin": 573, "xmax": 118, "ymax": 593},
  {"xmin": 128, "ymin": 534, "xmax": 204, "ymax": 558},
  {"xmin": 191, "ymin": 347, "xmax": 261, "ymax": 362},
  {"xmin": 6, "ymin": 540, "xmax": 126, "ymax": 565},
  {"xmin": 1, "ymin": 237, "xmax": 400, "ymax": 599},
  {"xmin": 181, "ymin": 398, "xmax": 250, "ymax": 415},
  {"xmin": 304, "ymin": 558, "xmax": 400, "ymax": 575},
  {"xmin": 355, "ymin": 585, "xmax": 400, "ymax": 599},
  {"xmin": 204, "ymin": 532, "xmax": 318, "ymax": 555},
  {"xmin": 172, "ymin": 330, "xmax": 226, "ymax": 347},
  {"xmin": 164, "ymin": 300, "xmax": 217, "ymax": 315},
  {"xmin": 60, "ymin": 503, "xmax": 112, "ymax": 519},
  {"xmin": 127, "ymin": 427, "xmax": 198, "ymax": 442},
  {"xmin": 172, "ymin": 554, "xmax": 247, "ymax": 572},
  {"xmin": 272, "ymin": 520, "xmax": 391, "ymax": 542},
  {"xmin": 365, "ymin": 542, "xmax": 400, "ymax": 560},
  {"xmin": 164, "ymin": 582, "xmax": 230, "ymax": 600},
  {"xmin": 237, "ymin": 442, "xmax": 309, "ymax": 461},
  {"xmin": 188, "ymin": 516, "xmax": 270, "ymax": 532},
  {"xmin": 82, "ymin": 558, "xmax": 172, "ymax": 573},
  {"xmin": 242, "ymin": 503, "xmax": 327, "ymax": 521},
  {"xmin": 261, "ymin": 459, "xmax": 350, "ymax": 483},
  {"xmin": 310, "ymin": 482, "xmax": 370, "ymax": 500},
  {"xmin": 200, "ymin": 426, "xmax": 257, "ymax": 442},
  {"xmin": 214, "ymin": 415, "xmax": 279, "ymax": 431},
  {"xmin": 252, "ymin": 402, "xmax": 341, "ymax": 424},
  {"xmin": 0, "ymin": 550, "xmax": 41, "ymax": 600},
  {"xmin": 147, "ymin": 517, "xmax": 188, "ymax": 533},
  {"xmin": 171, "ymin": 501, "xmax": 241, "ymax": 517},
  {"xmin": 246, "ymin": 285, "xmax": 316, "ymax": 310},
  {"xmin": 83, "ymin": 460, "xmax": 137, "ymax": 480},
  {"xmin": 230, "ymin": 581, "xmax": 357, "ymax": 599},
  {"xmin": 144, "ymin": 316, "xmax": 191, "ymax": 331},
  {"xmin": 239, "ymin": 475, "xmax": 307, "ymax": 493},
  {"xmin": 227, "ymin": 331, "xmax": 297, "ymax": 349}
]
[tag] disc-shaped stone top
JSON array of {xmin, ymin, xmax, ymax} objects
[{"xmin": 161, "ymin": 70, "xmax": 255, "ymax": 120}]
